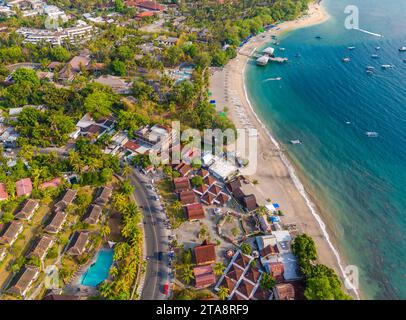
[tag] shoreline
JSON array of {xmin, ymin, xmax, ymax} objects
[{"xmin": 210, "ymin": 1, "xmax": 361, "ymax": 299}]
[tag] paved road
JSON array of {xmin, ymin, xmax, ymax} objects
[{"xmin": 129, "ymin": 170, "xmax": 171, "ymax": 300}]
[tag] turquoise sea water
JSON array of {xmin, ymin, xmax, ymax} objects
[
  {"xmin": 81, "ymin": 249, "xmax": 114, "ymax": 287},
  {"xmin": 246, "ymin": 0, "xmax": 406, "ymax": 299}
]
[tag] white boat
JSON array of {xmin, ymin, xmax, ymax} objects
[
  {"xmin": 342, "ymin": 57, "xmax": 351, "ymax": 62},
  {"xmin": 381, "ymin": 64, "xmax": 393, "ymax": 69},
  {"xmin": 366, "ymin": 132, "xmax": 379, "ymax": 138},
  {"xmin": 348, "ymin": 46, "xmax": 356, "ymax": 50},
  {"xmin": 279, "ymin": 47, "xmax": 286, "ymax": 51},
  {"xmin": 290, "ymin": 140, "xmax": 302, "ymax": 145},
  {"xmin": 262, "ymin": 47, "xmax": 275, "ymax": 55},
  {"xmin": 371, "ymin": 54, "xmax": 379, "ymax": 59},
  {"xmin": 399, "ymin": 47, "xmax": 406, "ymax": 52},
  {"xmin": 366, "ymin": 66, "xmax": 375, "ymax": 70},
  {"xmin": 375, "ymin": 46, "xmax": 381, "ymax": 50}
]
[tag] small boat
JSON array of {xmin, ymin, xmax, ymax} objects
[
  {"xmin": 342, "ymin": 57, "xmax": 351, "ymax": 62},
  {"xmin": 375, "ymin": 46, "xmax": 381, "ymax": 50},
  {"xmin": 399, "ymin": 47, "xmax": 406, "ymax": 52},
  {"xmin": 366, "ymin": 132, "xmax": 379, "ymax": 138},
  {"xmin": 290, "ymin": 140, "xmax": 302, "ymax": 145},
  {"xmin": 279, "ymin": 47, "xmax": 285, "ymax": 51},
  {"xmin": 381, "ymin": 64, "xmax": 393, "ymax": 69},
  {"xmin": 366, "ymin": 66, "xmax": 375, "ymax": 71},
  {"xmin": 366, "ymin": 70, "xmax": 374, "ymax": 75},
  {"xmin": 348, "ymin": 46, "xmax": 356, "ymax": 50},
  {"xmin": 345, "ymin": 121, "xmax": 351, "ymax": 124},
  {"xmin": 371, "ymin": 54, "xmax": 380, "ymax": 59},
  {"xmin": 315, "ymin": 36, "xmax": 322, "ymax": 39}
]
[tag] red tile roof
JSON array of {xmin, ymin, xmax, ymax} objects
[
  {"xmin": 194, "ymin": 240, "xmax": 216, "ymax": 265},
  {"xmin": 39, "ymin": 177, "xmax": 61, "ymax": 190},
  {"xmin": 179, "ymin": 190, "xmax": 197, "ymax": 206},
  {"xmin": 234, "ymin": 252, "xmax": 251, "ymax": 269},
  {"xmin": 136, "ymin": 1, "xmax": 165, "ymax": 11},
  {"xmin": 124, "ymin": 140, "xmax": 141, "ymax": 152},
  {"xmin": 226, "ymin": 264, "xmax": 244, "ymax": 281},
  {"xmin": 193, "ymin": 265, "xmax": 216, "ymax": 288},
  {"xmin": 209, "ymin": 184, "xmax": 222, "ymax": 195},
  {"xmin": 193, "ymin": 184, "xmax": 208, "ymax": 195},
  {"xmin": 136, "ymin": 11, "xmax": 155, "ymax": 18},
  {"xmin": 204, "ymin": 175, "xmax": 216, "ymax": 186},
  {"xmin": 236, "ymin": 279, "xmax": 255, "ymax": 298},
  {"xmin": 274, "ymin": 283, "xmax": 295, "ymax": 300},
  {"xmin": 201, "ymin": 192, "xmax": 217, "ymax": 205},
  {"xmin": 185, "ymin": 203, "xmax": 205, "ymax": 220},
  {"xmin": 269, "ymin": 262, "xmax": 285, "ymax": 282},
  {"xmin": 15, "ymin": 178, "xmax": 33, "ymax": 197},
  {"xmin": 216, "ymin": 192, "xmax": 230, "ymax": 205},
  {"xmin": 0, "ymin": 183, "xmax": 8, "ymax": 201},
  {"xmin": 173, "ymin": 177, "xmax": 191, "ymax": 193},
  {"xmin": 244, "ymin": 267, "xmax": 261, "ymax": 283},
  {"xmin": 221, "ymin": 276, "xmax": 237, "ymax": 291}
]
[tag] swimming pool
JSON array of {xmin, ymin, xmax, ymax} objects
[{"xmin": 80, "ymin": 249, "xmax": 114, "ymax": 287}]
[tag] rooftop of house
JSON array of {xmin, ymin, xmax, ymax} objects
[
  {"xmin": 273, "ymin": 283, "xmax": 295, "ymax": 300},
  {"xmin": 44, "ymin": 210, "xmax": 66, "ymax": 234},
  {"xmin": 15, "ymin": 178, "xmax": 33, "ymax": 197},
  {"xmin": 26, "ymin": 235, "xmax": 54, "ymax": 260},
  {"xmin": 39, "ymin": 177, "xmax": 62, "ymax": 190},
  {"xmin": 0, "ymin": 220, "xmax": 23, "ymax": 244},
  {"xmin": 67, "ymin": 231, "xmax": 89, "ymax": 256},
  {"xmin": 193, "ymin": 265, "xmax": 216, "ymax": 288},
  {"xmin": 194, "ymin": 240, "xmax": 216, "ymax": 265},
  {"xmin": 14, "ymin": 199, "xmax": 39, "ymax": 220},
  {"xmin": 185, "ymin": 203, "xmax": 205, "ymax": 220},
  {"xmin": 179, "ymin": 190, "xmax": 197, "ymax": 206},
  {"xmin": 173, "ymin": 177, "xmax": 191, "ymax": 193},
  {"xmin": 7, "ymin": 265, "xmax": 39, "ymax": 297},
  {"xmin": 0, "ymin": 182, "xmax": 8, "ymax": 200},
  {"xmin": 83, "ymin": 204, "xmax": 102, "ymax": 225}
]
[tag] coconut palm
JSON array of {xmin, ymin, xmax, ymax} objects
[
  {"xmin": 122, "ymin": 164, "xmax": 132, "ymax": 178},
  {"xmin": 217, "ymin": 286, "xmax": 230, "ymax": 300},
  {"xmin": 213, "ymin": 262, "xmax": 226, "ymax": 276},
  {"xmin": 172, "ymin": 200, "xmax": 183, "ymax": 213},
  {"xmin": 181, "ymin": 264, "xmax": 194, "ymax": 284},
  {"xmin": 100, "ymin": 225, "xmax": 111, "ymax": 241}
]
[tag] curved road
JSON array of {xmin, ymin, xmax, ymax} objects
[{"xmin": 129, "ymin": 170, "xmax": 171, "ymax": 300}]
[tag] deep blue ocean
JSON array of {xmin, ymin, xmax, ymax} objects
[{"xmin": 246, "ymin": 0, "xmax": 406, "ymax": 299}]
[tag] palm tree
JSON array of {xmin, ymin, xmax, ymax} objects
[
  {"xmin": 181, "ymin": 264, "xmax": 194, "ymax": 284},
  {"xmin": 217, "ymin": 286, "xmax": 230, "ymax": 300},
  {"xmin": 213, "ymin": 262, "xmax": 226, "ymax": 276},
  {"xmin": 113, "ymin": 193, "xmax": 127, "ymax": 212},
  {"xmin": 109, "ymin": 265, "xmax": 118, "ymax": 279},
  {"xmin": 172, "ymin": 200, "xmax": 183, "ymax": 213},
  {"xmin": 101, "ymin": 225, "xmax": 111, "ymax": 241},
  {"xmin": 122, "ymin": 164, "xmax": 132, "ymax": 178}
]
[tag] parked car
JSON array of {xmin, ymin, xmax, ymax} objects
[
  {"xmin": 163, "ymin": 282, "xmax": 169, "ymax": 295},
  {"xmin": 158, "ymin": 251, "xmax": 164, "ymax": 260}
]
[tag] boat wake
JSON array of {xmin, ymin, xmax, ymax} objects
[
  {"xmin": 264, "ymin": 77, "xmax": 282, "ymax": 82},
  {"xmin": 354, "ymin": 27, "xmax": 383, "ymax": 38}
]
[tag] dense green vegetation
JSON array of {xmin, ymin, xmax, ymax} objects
[{"xmin": 292, "ymin": 234, "xmax": 352, "ymax": 300}]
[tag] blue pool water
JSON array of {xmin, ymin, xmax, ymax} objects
[{"xmin": 81, "ymin": 249, "xmax": 114, "ymax": 287}]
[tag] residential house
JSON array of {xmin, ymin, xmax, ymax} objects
[
  {"xmin": 215, "ymin": 192, "xmax": 231, "ymax": 206},
  {"xmin": 14, "ymin": 199, "xmax": 39, "ymax": 221},
  {"xmin": 54, "ymin": 189, "xmax": 77, "ymax": 211},
  {"xmin": 26, "ymin": 235, "xmax": 54, "ymax": 261},
  {"xmin": 44, "ymin": 210, "xmax": 67, "ymax": 234},
  {"xmin": 59, "ymin": 52, "xmax": 91, "ymax": 81},
  {"xmin": 66, "ymin": 231, "xmax": 89, "ymax": 256},
  {"xmin": 93, "ymin": 186, "xmax": 113, "ymax": 206},
  {"xmin": 7, "ymin": 265, "xmax": 39, "ymax": 298},
  {"xmin": 0, "ymin": 183, "xmax": 8, "ymax": 201},
  {"xmin": 15, "ymin": 178, "xmax": 33, "ymax": 197},
  {"xmin": 156, "ymin": 35, "xmax": 178, "ymax": 46},
  {"xmin": 185, "ymin": 203, "xmax": 205, "ymax": 221},
  {"xmin": 39, "ymin": 177, "xmax": 62, "ymax": 190},
  {"xmin": 82, "ymin": 204, "xmax": 103, "ymax": 225},
  {"xmin": 194, "ymin": 240, "xmax": 216, "ymax": 266},
  {"xmin": 179, "ymin": 190, "xmax": 197, "ymax": 206},
  {"xmin": 0, "ymin": 221, "xmax": 24, "ymax": 246},
  {"xmin": 94, "ymin": 75, "xmax": 132, "ymax": 94},
  {"xmin": 273, "ymin": 283, "xmax": 296, "ymax": 300},
  {"xmin": 193, "ymin": 265, "xmax": 216, "ymax": 289},
  {"xmin": 173, "ymin": 177, "xmax": 191, "ymax": 193},
  {"xmin": 201, "ymin": 191, "xmax": 219, "ymax": 205}
]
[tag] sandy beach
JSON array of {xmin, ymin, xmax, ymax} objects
[{"xmin": 210, "ymin": 2, "xmax": 360, "ymax": 299}]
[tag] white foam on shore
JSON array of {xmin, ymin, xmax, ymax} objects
[{"xmin": 240, "ymin": 47, "xmax": 360, "ymax": 300}]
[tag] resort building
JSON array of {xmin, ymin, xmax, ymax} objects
[
  {"xmin": 15, "ymin": 178, "xmax": 33, "ymax": 197},
  {"xmin": 273, "ymin": 283, "xmax": 296, "ymax": 300},
  {"xmin": 193, "ymin": 265, "xmax": 216, "ymax": 289},
  {"xmin": 94, "ymin": 75, "xmax": 132, "ymax": 94},
  {"xmin": 215, "ymin": 250, "xmax": 267, "ymax": 300},
  {"xmin": 194, "ymin": 240, "xmax": 216, "ymax": 266},
  {"xmin": 82, "ymin": 204, "xmax": 103, "ymax": 225},
  {"xmin": 0, "ymin": 221, "xmax": 23, "ymax": 246},
  {"xmin": 16, "ymin": 23, "xmax": 94, "ymax": 46},
  {"xmin": 26, "ymin": 235, "xmax": 54, "ymax": 261},
  {"xmin": 44, "ymin": 210, "xmax": 67, "ymax": 234},
  {"xmin": 93, "ymin": 186, "xmax": 113, "ymax": 206},
  {"xmin": 54, "ymin": 189, "xmax": 77, "ymax": 211},
  {"xmin": 185, "ymin": 203, "xmax": 205, "ymax": 221},
  {"xmin": 7, "ymin": 265, "xmax": 39, "ymax": 298},
  {"xmin": 39, "ymin": 177, "xmax": 62, "ymax": 190},
  {"xmin": 173, "ymin": 177, "xmax": 191, "ymax": 193},
  {"xmin": 0, "ymin": 183, "xmax": 9, "ymax": 201},
  {"xmin": 67, "ymin": 232, "xmax": 89, "ymax": 256},
  {"xmin": 14, "ymin": 199, "xmax": 39, "ymax": 221}
]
